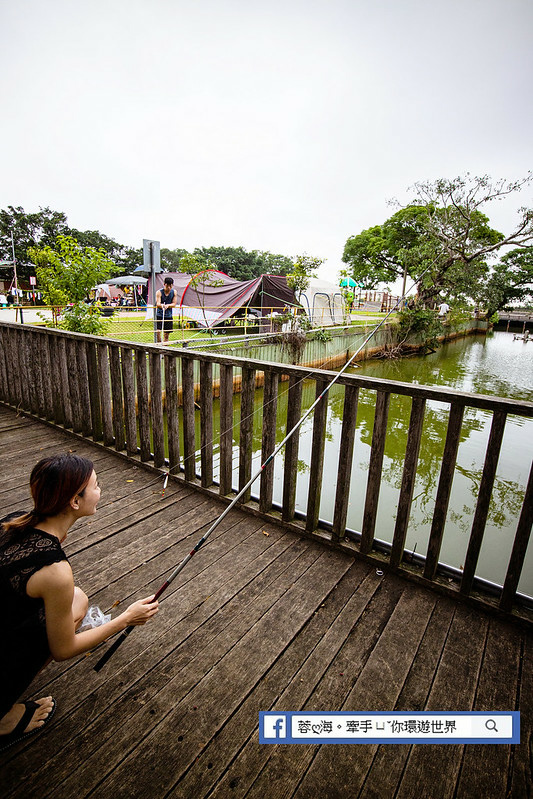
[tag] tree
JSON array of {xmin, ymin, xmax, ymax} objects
[
  {"xmin": 160, "ymin": 247, "xmax": 190, "ymax": 271},
  {"xmin": 476, "ymin": 247, "xmax": 533, "ymax": 318},
  {"xmin": 28, "ymin": 234, "xmax": 114, "ymax": 332},
  {"xmin": 0, "ymin": 205, "xmax": 143, "ymax": 281},
  {"xmin": 0, "ymin": 206, "xmax": 69, "ymax": 280},
  {"xmin": 343, "ymin": 174, "xmax": 533, "ymax": 305},
  {"xmin": 191, "ymin": 245, "xmax": 293, "ymax": 281},
  {"xmin": 287, "ymin": 253, "xmax": 323, "ymax": 300}
]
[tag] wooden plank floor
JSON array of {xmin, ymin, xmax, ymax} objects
[{"xmin": 0, "ymin": 405, "xmax": 531, "ymax": 799}]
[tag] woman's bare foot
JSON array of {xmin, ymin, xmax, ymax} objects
[{"xmin": 0, "ymin": 697, "xmax": 54, "ymax": 736}]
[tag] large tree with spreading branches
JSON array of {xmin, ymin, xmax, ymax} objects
[{"xmin": 343, "ymin": 174, "xmax": 533, "ymax": 306}]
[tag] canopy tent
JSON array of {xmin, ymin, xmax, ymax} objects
[
  {"xmin": 149, "ymin": 271, "xmax": 297, "ymax": 328},
  {"xmin": 107, "ymin": 275, "xmax": 148, "ymax": 286},
  {"xmin": 299, "ymin": 279, "xmax": 346, "ymax": 326}
]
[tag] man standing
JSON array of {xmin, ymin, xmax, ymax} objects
[{"xmin": 156, "ymin": 277, "xmax": 177, "ymax": 343}]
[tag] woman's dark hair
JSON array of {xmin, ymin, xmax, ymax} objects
[{"xmin": 2, "ymin": 453, "xmax": 94, "ymax": 533}]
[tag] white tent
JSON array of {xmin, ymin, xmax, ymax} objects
[{"xmin": 299, "ymin": 279, "xmax": 346, "ymax": 326}]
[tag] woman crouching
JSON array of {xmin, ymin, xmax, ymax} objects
[{"xmin": 0, "ymin": 453, "xmax": 158, "ymax": 752}]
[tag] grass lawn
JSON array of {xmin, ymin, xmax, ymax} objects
[{"xmin": 106, "ymin": 317, "xmax": 203, "ymax": 344}]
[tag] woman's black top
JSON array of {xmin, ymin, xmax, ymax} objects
[{"xmin": 0, "ymin": 514, "xmax": 68, "ymax": 715}]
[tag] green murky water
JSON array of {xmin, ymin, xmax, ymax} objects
[{"xmin": 208, "ymin": 331, "xmax": 532, "ymax": 596}]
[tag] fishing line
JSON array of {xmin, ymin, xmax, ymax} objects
[{"xmin": 94, "ymin": 267, "xmax": 432, "ymax": 672}]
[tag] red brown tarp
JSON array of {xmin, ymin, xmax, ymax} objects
[{"xmin": 150, "ymin": 271, "xmax": 297, "ymax": 328}]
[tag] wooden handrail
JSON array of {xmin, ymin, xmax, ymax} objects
[{"xmin": 0, "ymin": 320, "xmax": 531, "ymax": 624}]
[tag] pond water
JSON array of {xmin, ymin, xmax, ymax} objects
[{"xmin": 207, "ymin": 331, "xmax": 533, "ymax": 597}]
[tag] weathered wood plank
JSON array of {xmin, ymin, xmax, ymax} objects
[
  {"xmin": 424, "ymin": 402, "xmax": 464, "ymax": 579},
  {"xmin": 259, "ymin": 370, "xmax": 279, "ymax": 513},
  {"xmin": 120, "ymin": 347, "xmax": 137, "ymax": 457},
  {"xmin": 395, "ymin": 606, "xmax": 488, "ymax": 799},
  {"xmin": 305, "ymin": 379, "xmax": 329, "ymax": 533},
  {"xmin": 507, "ymin": 633, "xmax": 533, "ymax": 797},
  {"xmin": 460, "ymin": 409, "xmax": 507, "ymax": 595},
  {"xmin": 358, "ymin": 596, "xmax": 456, "ymax": 799},
  {"xmin": 0, "ymin": 327, "xmax": 9, "ymax": 403},
  {"xmin": 241, "ymin": 576, "xmax": 408, "ymax": 799},
  {"xmin": 282, "ymin": 375, "xmax": 303, "ymax": 523},
  {"xmin": 40, "ymin": 331, "xmax": 54, "ymax": 421},
  {"xmin": 17, "ymin": 327, "xmax": 32, "ymax": 413},
  {"xmin": 391, "ymin": 396, "xmax": 426, "ymax": 566},
  {"xmin": 200, "ymin": 360, "xmax": 214, "ymax": 487},
  {"xmin": 85, "ymin": 340, "xmax": 102, "ymax": 440},
  {"xmin": 96, "ymin": 343, "xmax": 113, "ymax": 446},
  {"xmin": 58, "ymin": 336, "xmax": 73, "ymax": 429},
  {"xmin": 164, "ymin": 354, "xmax": 180, "ymax": 474},
  {"xmin": 500, "ymin": 459, "xmax": 533, "ymax": 611},
  {"xmin": 289, "ymin": 585, "xmax": 437, "ymax": 799},
  {"xmin": 238, "ymin": 366, "xmax": 255, "ymax": 503},
  {"xmin": 149, "ymin": 352, "xmax": 164, "ymax": 468},
  {"xmin": 360, "ymin": 390, "xmax": 391, "ymax": 553},
  {"xmin": 332, "ymin": 384, "xmax": 359, "ymax": 542},
  {"xmin": 135, "ymin": 350, "xmax": 151, "ymax": 462},
  {"xmin": 456, "ymin": 618, "xmax": 521, "ymax": 798},
  {"xmin": 66, "ymin": 338, "xmax": 83, "ymax": 433},
  {"xmin": 218, "ymin": 363, "xmax": 233, "ymax": 495},
  {"xmin": 76, "ymin": 338, "xmax": 92, "ymax": 437},
  {"xmin": 181, "ymin": 356, "xmax": 196, "ymax": 482},
  {"xmin": 109, "ymin": 345, "xmax": 125, "ymax": 452},
  {"xmin": 67, "ymin": 550, "xmax": 352, "ymax": 799},
  {"xmin": 31, "ymin": 331, "xmax": 45, "ymax": 417}
]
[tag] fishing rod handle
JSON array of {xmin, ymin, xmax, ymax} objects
[
  {"xmin": 93, "ymin": 626, "xmax": 134, "ymax": 672},
  {"xmin": 93, "ymin": 584, "xmax": 169, "ymax": 672}
]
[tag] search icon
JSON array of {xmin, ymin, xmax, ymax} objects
[{"xmin": 485, "ymin": 719, "xmax": 499, "ymax": 732}]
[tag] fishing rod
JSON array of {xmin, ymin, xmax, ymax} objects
[{"xmin": 94, "ymin": 268, "xmax": 433, "ymax": 672}]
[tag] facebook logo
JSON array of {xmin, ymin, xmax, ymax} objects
[{"xmin": 262, "ymin": 714, "xmax": 287, "ymax": 739}]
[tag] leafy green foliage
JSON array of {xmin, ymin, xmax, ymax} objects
[
  {"xmin": 0, "ymin": 205, "xmax": 69, "ymax": 278},
  {"xmin": 191, "ymin": 246, "xmax": 293, "ymax": 281},
  {"xmin": 287, "ymin": 253, "xmax": 323, "ymax": 299},
  {"xmin": 53, "ymin": 301, "xmax": 112, "ymax": 335},
  {"xmin": 343, "ymin": 174, "xmax": 533, "ymax": 307},
  {"xmin": 29, "ymin": 234, "xmax": 113, "ymax": 314},
  {"xmin": 475, "ymin": 247, "xmax": 533, "ymax": 318},
  {"xmin": 396, "ymin": 307, "xmax": 444, "ymax": 352}
]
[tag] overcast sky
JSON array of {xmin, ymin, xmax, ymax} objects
[{"xmin": 1, "ymin": 0, "xmax": 531, "ymax": 283}]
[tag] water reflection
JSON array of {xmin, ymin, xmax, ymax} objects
[{"xmin": 205, "ymin": 332, "xmax": 532, "ymax": 596}]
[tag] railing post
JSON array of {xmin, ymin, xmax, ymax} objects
[
  {"xmin": 200, "ymin": 360, "xmax": 214, "ymax": 487},
  {"xmin": 305, "ymin": 379, "xmax": 329, "ymax": 533},
  {"xmin": 460, "ymin": 410, "xmax": 507, "ymax": 595},
  {"xmin": 181, "ymin": 356, "xmax": 196, "ymax": 482},
  {"xmin": 332, "ymin": 385, "xmax": 359, "ymax": 543},
  {"xmin": 150, "ymin": 351, "xmax": 165, "ymax": 468},
  {"xmin": 238, "ymin": 366, "xmax": 256, "ymax": 503},
  {"xmin": 86, "ymin": 340, "xmax": 102, "ymax": 440},
  {"xmin": 500, "ymin": 461, "xmax": 533, "ymax": 611},
  {"xmin": 282, "ymin": 375, "xmax": 303, "ymax": 523},
  {"xmin": 121, "ymin": 347, "xmax": 137, "ymax": 457},
  {"xmin": 424, "ymin": 403, "xmax": 465, "ymax": 580},
  {"xmin": 390, "ymin": 396, "xmax": 426, "ymax": 567},
  {"xmin": 219, "ymin": 363, "xmax": 233, "ymax": 495},
  {"xmin": 260, "ymin": 370, "xmax": 279, "ymax": 513},
  {"xmin": 164, "ymin": 353, "xmax": 180, "ymax": 474},
  {"xmin": 360, "ymin": 390, "xmax": 391, "ymax": 554}
]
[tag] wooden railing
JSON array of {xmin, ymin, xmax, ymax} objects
[{"xmin": 1, "ymin": 322, "xmax": 532, "ymax": 623}]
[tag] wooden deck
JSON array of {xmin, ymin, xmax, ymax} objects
[{"xmin": 0, "ymin": 406, "xmax": 531, "ymax": 799}]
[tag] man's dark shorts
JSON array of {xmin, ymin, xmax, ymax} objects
[{"xmin": 156, "ymin": 316, "xmax": 173, "ymax": 332}]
